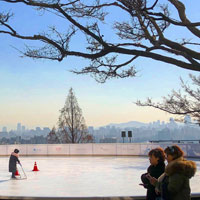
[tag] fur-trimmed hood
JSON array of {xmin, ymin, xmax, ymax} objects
[{"xmin": 165, "ymin": 157, "xmax": 197, "ymax": 178}]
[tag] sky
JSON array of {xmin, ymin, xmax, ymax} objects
[{"xmin": 0, "ymin": 0, "xmax": 200, "ymax": 131}]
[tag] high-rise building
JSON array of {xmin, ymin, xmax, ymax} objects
[
  {"xmin": 36, "ymin": 127, "xmax": 41, "ymax": 132},
  {"xmin": 43, "ymin": 127, "xmax": 51, "ymax": 136},
  {"xmin": 43, "ymin": 127, "xmax": 51, "ymax": 132},
  {"xmin": 184, "ymin": 115, "xmax": 191, "ymax": 124},
  {"xmin": 17, "ymin": 123, "xmax": 21, "ymax": 133},
  {"xmin": 21, "ymin": 126, "xmax": 26, "ymax": 132},
  {"xmin": 2, "ymin": 126, "xmax": 7, "ymax": 132},
  {"xmin": 88, "ymin": 126, "xmax": 94, "ymax": 135}
]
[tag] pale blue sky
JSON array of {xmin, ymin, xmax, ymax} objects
[{"xmin": 0, "ymin": 0, "xmax": 200, "ymax": 130}]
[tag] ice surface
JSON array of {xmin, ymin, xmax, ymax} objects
[{"xmin": 0, "ymin": 156, "xmax": 199, "ymax": 197}]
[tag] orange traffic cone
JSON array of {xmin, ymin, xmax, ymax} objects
[
  {"xmin": 32, "ymin": 161, "xmax": 39, "ymax": 171},
  {"xmin": 15, "ymin": 169, "xmax": 20, "ymax": 176}
]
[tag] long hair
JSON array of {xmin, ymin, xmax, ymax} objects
[{"xmin": 164, "ymin": 145, "xmax": 184, "ymax": 160}]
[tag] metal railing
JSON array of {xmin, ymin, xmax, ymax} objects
[{"xmin": 149, "ymin": 140, "xmax": 200, "ymax": 144}]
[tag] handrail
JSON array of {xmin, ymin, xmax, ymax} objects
[{"xmin": 149, "ymin": 140, "xmax": 200, "ymax": 143}]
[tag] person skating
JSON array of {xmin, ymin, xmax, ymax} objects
[{"xmin": 9, "ymin": 149, "xmax": 21, "ymax": 179}]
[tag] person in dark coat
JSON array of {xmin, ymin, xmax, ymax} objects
[
  {"xmin": 157, "ymin": 145, "xmax": 196, "ymax": 200},
  {"xmin": 141, "ymin": 147, "xmax": 165, "ymax": 200},
  {"xmin": 9, "ymin": 149, "xmax": 21, "ymax": 179},
  {"xmin": 148, "ymin": 145, "xmax": 197, "ymax": 200}
]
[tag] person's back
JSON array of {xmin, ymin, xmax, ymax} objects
[{"xmin": 9, "ymin": 149, "xmax": 20, "ymax": 179}]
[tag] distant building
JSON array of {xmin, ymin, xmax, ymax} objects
[
  {"xmin": 36, "ymin": 127, "xmax": 41, "ymax": 132},
  {"xmin": 100, "ymin": 137, "xmax": 117, "ymax": 143},
  {"xmin": 43, "ymin": 127, "xmax": 51, "ymax": 132},
  {"xmin": 184, "ymin": 115, "xmax": 191, "ymax": 124},
  {"xmin": 21, "ymin": 126, "xmax": 25, "ymax": 133},
  {"xmin": 2, "ymin": 126, "xmax": 7, "ymax": 132},
  {"xmin": 17, "ymin": 123, "xmax": 21, "ymax": 133},
  {"xmin": 168, "ymin": 118, "xmax": 177, "ymax": 129},
  {"xmin": 0, "ymin": 131, "xmax": 9, "ymax": 139},
  {"xmin": 43, "ymin": 127, "xmax": 51, "ymax": 136},
  {"xmin": 88, "ymin": 126, "xmax": 94, "ymax": 135}
]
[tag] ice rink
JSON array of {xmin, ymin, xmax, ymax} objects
[{"xmin": 0, "ymin": 156, "xmax": 200, "ymax": 198}]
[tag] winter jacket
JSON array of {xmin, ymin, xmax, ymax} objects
[
  {"xmin": 156, "ymin": 157, "xmax": 196, "ymax": 200},
  {"xmin": 9, "ymin": 152, "xmax": 20, "ymax": 172},
  {"xmin": 141, "ymin": 162, "xmax": 165, "ymax": 200}
]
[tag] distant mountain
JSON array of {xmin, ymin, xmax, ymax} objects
[{"xmin": 106, "ymin": 121, "xmax": 148, "ymax": 128}]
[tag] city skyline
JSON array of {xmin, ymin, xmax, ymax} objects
[
  {"xmin": 1, "ymin": 116, "xmax": 199, "ymax": 145},
  {"xmin": 1, "ymin": 122, "xmax": 50, "ymax": 132},
  {"xmin": 0, "ymin": 116, "xmax": 186, "ymax": 132},
  {"xmin": 1, "ymin": 1, "xmax": 200, "ymax": 130}
]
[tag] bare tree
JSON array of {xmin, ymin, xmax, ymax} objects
[
  {"xmin": 47, "ymin": 126, "xmax": 61, "ymax": 144},
  {"xmin": 0, "ymin": 0, "xmax": 200, "ymax": 82},
  {"xmin": 136, "ymin": 74, "xmax": 200, "ymax": 124},
  {"xmin": 58, "ymin": 88, "xmax": 93, "ymax": 143}
]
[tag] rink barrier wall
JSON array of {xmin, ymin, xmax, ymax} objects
[
  {"xmin": 0, "ymin": 194, "xmax": 200, "ymax": 200},
  {"xmin": 0, "ymin": 144, "xmax": 200, "ymax": 200},
  {"xmin": 0, "ymin": 143, "xmax": 199, "ymax": 158}
]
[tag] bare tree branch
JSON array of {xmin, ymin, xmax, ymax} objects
[
  {"xmin": 1, "ymin": 0, "xmax": 200, "ymax": 82},
  {"xmin": 136, "ymin": 74, "xmax": 200, "ymax": 123}
]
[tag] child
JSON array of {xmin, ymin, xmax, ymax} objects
[
  {"xmin": 9, "ymin": 149, "xmax": 21, "ymax": 179},
  {"xmin": 141, "ymin": 147, "xmax": 165, "ymax": 200}
]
